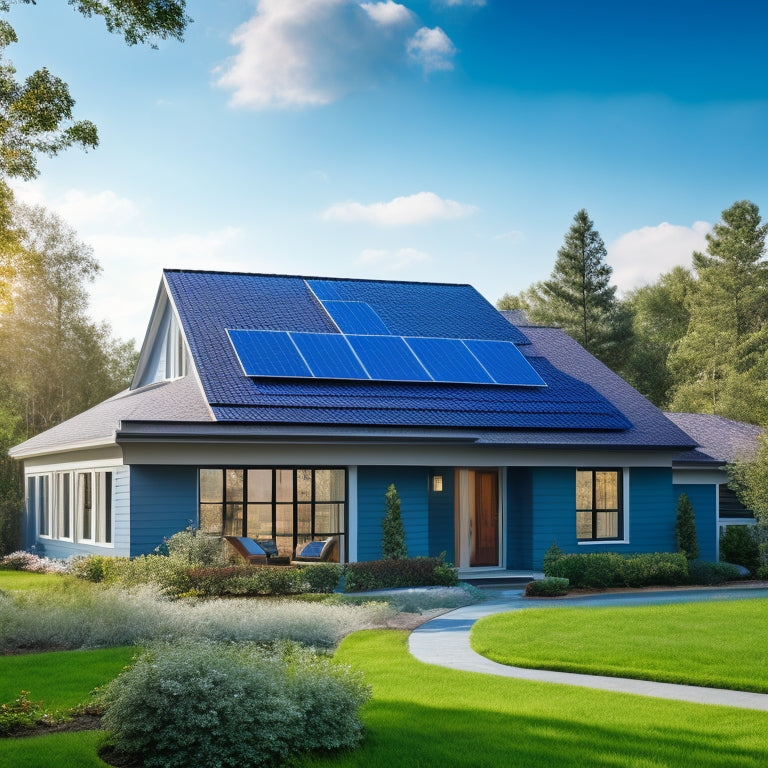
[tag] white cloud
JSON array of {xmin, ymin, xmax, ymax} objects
[
  {"xmin": 361, "ymin": 1, "xmax": 413, "ymax": 25},
  {"xmin": 322, "ymin": 191, "xmax": 476, "ymax": 226},
  {"xmin": 359, "ymin": 246, "xmax": 430, "ymax": 270},
  {"xmin": 87, "ymin": 228, "xmax": 252, "ymax": 343},
  {"xmin": 214, "ymin": 0, "xmax": 456, "ymax": 109},
  {"xmin": 608, "ymin": 221, "xmax": 711, "ymax": 291},
  {"xmin": 407, "ymin": 27, "xmax": 456, "ymax": 73},
  {"xmin": 434, "ymin": 0, "xmax": 485, "ymax": 6},
  {"xmin": 12, "ymin": 183, "xmax": 139, "ymax": 229}
]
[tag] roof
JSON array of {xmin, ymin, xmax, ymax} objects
[
  {"xmin": 9, "ymin": 375, "xmax": 212, "ymax": 458},
  {"xmin": 164, "ymin": 270, "xmax": 637, "ymax": 432},
  {"xmin": 664, "ymin": 412, "xmax": 763, "ymax": 466},
  {"xmin": 11, "ymin": 270, "xmax": 697, "ymax": 457}
]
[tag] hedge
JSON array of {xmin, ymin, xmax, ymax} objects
[{"xmin": 344, "ymin": 557, "xmax": 458, "ymax": 592}]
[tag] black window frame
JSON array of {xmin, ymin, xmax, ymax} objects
[{"xmin": 576, "ymin": 468, "xmax": 624, "ymax": 542}]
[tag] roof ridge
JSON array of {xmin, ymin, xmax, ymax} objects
[{"xmin": 162, "ymin": 268, "xmax": 473, "ymax": 290}]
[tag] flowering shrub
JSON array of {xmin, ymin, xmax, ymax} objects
[
  {"xmin": 100, "ymin": 639, "xmax": 371, "ymax": 768},
  {"xmin": 0, "ymin": 551, "xmax": 67, "ymax": 574},
  {"xmin": 0, "ymin": 583, "xmax": 394, "ymax": 651},
  {"xmin": 0, "ymin": 690, "xmax": 49, "ymax": 736}
]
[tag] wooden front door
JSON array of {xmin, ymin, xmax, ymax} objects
[{"xmin": 471, "ymin": 470, "xmax": 499, "ymax": 566}]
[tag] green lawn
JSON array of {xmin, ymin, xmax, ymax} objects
[
  {"xmin": 3, "ymin": 632, "xmax": 768, "ymax": 768},
  {"xmin": 0, "ymin": 647, "xmax": 137, "ymax": 713},
  {"xmin": 471, "ymin": 598, "xmax": 768, "ymax": 692},
  {"xmin": 0, "ymin": 570, "xmax": 73, "ymax": 591}
]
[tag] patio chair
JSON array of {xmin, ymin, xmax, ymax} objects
[
  {"xmin": 224, "ymin": 536, "xmax": 268, "ymax": 565},
  {"xmin": 293, "ymin": 536, "xmax": 337, "ymax": 563}
]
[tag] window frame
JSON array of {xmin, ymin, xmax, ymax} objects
[
  {"xmin": 576, "ymin": 468, "xmax": 624, "ymax": 542},
  {"xmin": 198, "ymin": 466, "xmax": 347, "ymax": 562}
]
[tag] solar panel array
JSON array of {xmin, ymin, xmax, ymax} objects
[{"xmin": 228, "ymin": 329, "xmax": 546, "ymax": 387}]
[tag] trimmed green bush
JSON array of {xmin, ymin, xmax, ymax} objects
[
  {"xmin": 524, "ymin": 577, "xmax": 569, "ymax": 597},
  {"xmin": 344, "ymin": 556, "xmax": 458, "ymax": 592},
  {"xmin": 542, "ymin": 542, "xmax": 565, "ymax": 574},
  {"xmin": 381, "ymin": 483, "xmax": 408, "ymax": 560},
  {"xmin": 100, "ymin": 639, "xmax": 370, "ymax": 768},
  {"xmin": 688, "ymin": 560, "xmax": 741, "ymax": 585},
  {"xmin": 676, "ymin": 493, "xmax": 700, "ymax": 560},
  {"xmin": 545, "ymin": 552, "xmax": 689, "ymax": 589},
  {"xmin": 720, "ymin": 525, "xmax": 761, "ymax": 575},
  {"xmin": 301, "ymin": 563, "xmax": 342, "ymax": 593}
]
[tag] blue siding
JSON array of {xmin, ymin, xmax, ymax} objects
[
  {"xmin": 526, "ymin": 467, "xmax": 678, "ymax": 570},
  {"xmin": 673, "ymin": 483, "xmax": 717, "ymax": 562},
  {"xmin": 507, "ymin": 468, "xmax": 534, "ymax": 570},
  {"xmin": 129, "ymin": 466, "xmax": 198, "ymax": 556},
  {"xmin": 428, "ymin": 467, "xmax": 454, "ymax": 561},
  {"xmin": 356, "ymin": 467, "xmax": 429, "ymax": 561}
]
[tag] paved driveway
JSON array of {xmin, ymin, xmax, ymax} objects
[{"xmin": 409, "ymin": 585, "xmax": 768, "ymax": 710}]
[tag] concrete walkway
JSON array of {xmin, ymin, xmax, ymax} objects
[{"xmin": 409, "ymin": 585, "xmax": 768, "ymax": 711}]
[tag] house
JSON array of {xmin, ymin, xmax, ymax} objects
[
  {"xmin": 11, "ymin": 269, "xmax": 724, "ymax": 576},
  {"xmin": 664, "ymin": 412, "xmax": 761, "ymax": 561}
]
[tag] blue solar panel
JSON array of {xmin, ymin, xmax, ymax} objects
[
  {"xmin": 290, "ymin": 332, "xmax": 368, "ymax": 380},
  {"xmin": 347, "ymin": 335, "xmax": 432, "ymax": 381},
  {"xmin": 228, "ymin": 330, "xmax": 312, "ymax": 378},
  {"xmin": 463, "ymin": 339, "xmax": 546, "ymax": 386},
  {"xmin": 306, "ymin": 279, "xmax": 343, "ymax": 301},
  {"xmin": 405, "ymin": 337, "xmax": 494, "ymax": 384},
  {"xmin": 322, "ymin": 301, "xmax": 390, "ymax": 335}
]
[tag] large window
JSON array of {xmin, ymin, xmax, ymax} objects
[
  {"xmin": 199, "ymin": 467, "xmax": 346, "ymax": 561},
  {"xmin": 576, "ymin": 469, "xmax": 623, "ymax": 541},
  {"xmin": 29, "ymin": 470, "xmax": 113, "ymax": 545}
]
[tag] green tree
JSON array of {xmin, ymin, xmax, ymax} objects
[
  {"xmin": 675, "ymin": 493, "xmax": 699, "ymax": 561},
  {"xmin": 0, "ymin": 203, "xmax": 136, "ymax": 437},
  {"xmin": 620, "ymin": 266, "xmax": 694, "ymax": 406},
  {"xmin": 0, "ymin": 1, "xmax": 189, "ymax": 308},
  {"xmin": 669, "ymin": 201, "xmax": 768, "ymax": 421},
  {"xmin": 382, "ymin": 483, "xmax": 407, "ymax": 560},
  {"xmin": 524, "ymin": 209, "xmax": 630, "ymax": 369}
]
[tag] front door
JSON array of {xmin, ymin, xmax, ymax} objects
[
  {"xmin": 471, "ymin": 470, "xmax": 499, "ymax": 566},
  {"xmin": 455, "ymin": 468, "xmax": 501, "ymax": 568}
]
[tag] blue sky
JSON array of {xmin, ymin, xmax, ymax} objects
[{"xmin": 8, "ymin": 0, "xmax": 768, "ymax": 343}]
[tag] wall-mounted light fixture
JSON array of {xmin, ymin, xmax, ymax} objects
[{"xmin": 432, "ymin": 474, "xmax": 443, "ymax": 492}]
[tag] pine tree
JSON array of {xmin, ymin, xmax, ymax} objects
[
  {"xmin": 675, "ymin": 493, "xmax": 699, "ymax": 560},
  {"xmin": 669, "ymin": 200, "xmax": 768, "ymax": 421},
  {"xmin": 526, "ymin": 209, "xmax": 628, "ymax": 368},
  {"xmin": 381, "ymin": 484, "xmax": 407, "ymax": 560}
]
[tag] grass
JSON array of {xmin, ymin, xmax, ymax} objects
[
  {"xmin": 470, "ymin": 598, "xmax": 768, "ymax": 692},
  {"xmin": 6, "ymin": 631, "xmax": 768, "ymax": 768},
  {"xmin": 297, "ymin": 631, "xmax": 768, "ymax": 768},
  {"xmin": 0, "ymin": 570, "xmax": 72, "ymax": 591},
  {"xmin": 0, "ymin": 647, "xmax": 137, "ymax": 713}
]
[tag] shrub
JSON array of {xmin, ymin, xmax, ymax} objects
[
  {"xmin": 546, "ymin": 552, "xmax": 689, "ymax": 589},
  {"xmin": 524, "ymin": 577, "xmax": 569, "ymax": 597},
  {"xmin": 0, "ymin": 690, "xmax": 49, "ymax": 736},
  {"xmin": 676, "ymin": 493, "xmax": 700, "ymax": 560},
  {"xmin": 100, "ymin": 640, "xmax": 371, "ymax": 768},
  {"xmin": 70, "ymin": 554, "xmax": 128, "ymax": 583},
  {"xmin": 542, "ymin": 542, "xmax": 565, "ymax": 575},
  {"xmin": 0, "ymin": 583, "xmax": 394, "ymax": 652},
  {"xmin": 301, "ymin": 563, "xmax": 342, "ymax": 594},
  {"xmin": 344, "ymin": 556, "xmax": 458, "ymax": 592},
  {"xmin": 720, "ymin": 525, "xmax": 761, "ymax": 575},
  {"xmin": 0, "ymin": 551, "xmax": 67, "ymax": 573},
  {"xmin": 688, "ymin": 560, "xmax": 741, "ymax": 585},
  {"xmin": 381, "ymin": 483, "xmax": 407, "ymax": 560},
  {"xmin": 164, "ymin": 526, "xmax": 227, "ymax": 566}
]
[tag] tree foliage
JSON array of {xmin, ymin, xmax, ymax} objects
[
  {"xmin": 520, "ymin": 209, "xmax": 630, "ymax": 370},
  {"xmin": 669, "ymin": 200, "xmax": 768, "ymax": 421},
  {"xmin": 675, "ymin": 493, "xmax": 699, "ymax": 560},
  {"xmin": 381, "ymin": 483, "xmax": 407, "ymax": 560}
]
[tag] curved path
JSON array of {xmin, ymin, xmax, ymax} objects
[{"xmin": 409, "ymin": 585, "xmax": 768, "ymax": 711}]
